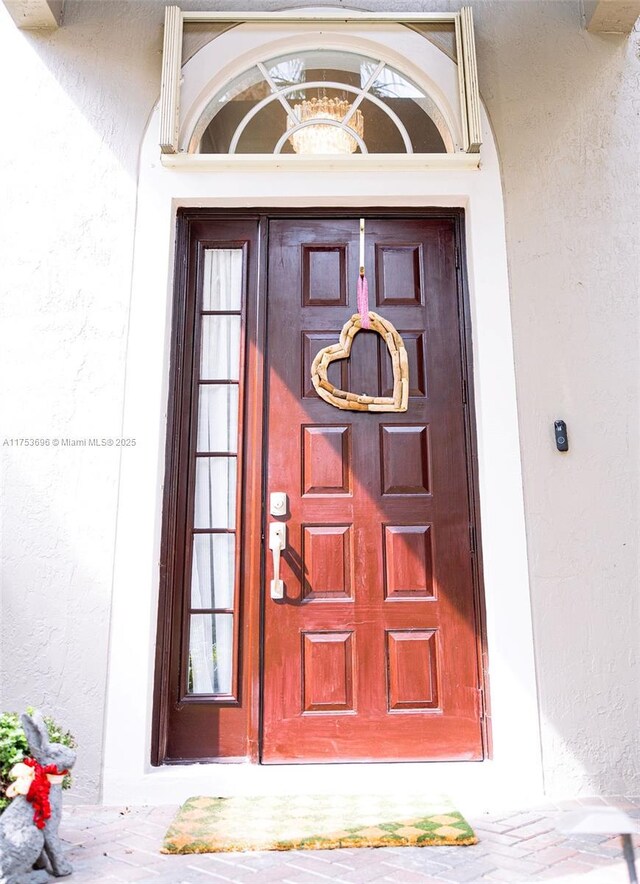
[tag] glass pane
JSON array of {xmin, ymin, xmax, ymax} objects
[
  {"xmin": 369, "ymin": 65, "xmax": 448, "ymax": 153},
  {"xmin": 283, "ymin": 87, "xmax": 364, "ymax": 155},
  {"xmin": 196, "ymin": 49, "xmax": 452, "ymax": 155},
  {"xmin": 193, "ymin": 457, "xmax": 237, "ymax": 529},
  {"xmin": 235, "ymin": 102, "xmax": 288, "ymax": 154},
  {"xmin": 202, "ymin": 249, "xmax": 243, "ymax": 311},
  {"xmin": 265, "ymin": 50, "xmax": 372, "ymax": 90},
  {"xmin": 196, "ymin": 65, "xmax": 268, "ymax": 153},
  {"xmin": 187, "ymin": 613, "xmax": 234, "ymax": 695},
  {"xmin": 191, "ymin": 534, "xmax": 235, "ymax": 610},
  {"xmin": 337, "ymin": 95, "xmax": 406, "ymax": 154},
  {"xmin": 200, "ymin": 315, "xmax": 241, "ymax": 380},
  {"xmin": 371, "ymin": 66, "xmax": 424, "ymax": 100},
  {"xmin": 197, "ymin": 385, "xmax": 239, "ymax": 453},
  {"xmin": 207, "ymin": 64, "xmax": 265, "ymax": 107}
]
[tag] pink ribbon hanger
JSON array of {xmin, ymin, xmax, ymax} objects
[{"xmin": 357, "ymin": 218, "xmax": 370, "ymax": 329}]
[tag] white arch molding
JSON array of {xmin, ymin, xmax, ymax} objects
[
  {"xmin": 102, "ymin": 19, "xmax": 542, "ymax": 809},
  {"xmin": 179, "ymin": 26, "xmax": 464, "ymax": 164}
]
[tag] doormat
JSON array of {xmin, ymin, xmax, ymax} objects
[{"xmin": 161, "ymin": 794, "xmax": 478, "ymax": 853}]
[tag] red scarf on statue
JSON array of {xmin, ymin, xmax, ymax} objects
[{"xmin": 22, "ymin": 757, "xmax": 68, "ymax": 829}]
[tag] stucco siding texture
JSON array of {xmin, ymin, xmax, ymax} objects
[
  {"xmin": 0, "ymin": 0, "xmax": 163, "ymax": 803},
  {"xmin": 476, "ymin": 2, "xmax": 640, "ymax": 795},
  {"xmin": 1, "ymin": 0, "xmax": 638, "ymax": 801}
]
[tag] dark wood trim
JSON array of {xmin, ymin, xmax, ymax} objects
[
  {"xmin": 246, "ymin": 216, "xmax": 270, "ymax": 762},
  {"xmin": 153, "ymin": 214, "xmax": 201, "ymax": 760},
  {"xmin": 171, "ymin": 223, "xmax": 200, "ymax": 712},
  {"xmin": 176, "ymin": 208, "xmax": 472, "ymax": 224},
  {"xmin": 151, "ymin": 214, "xmax": 191, "ymax": 766},
  {"xmin": 454, "ymin": 212, "xmax": 492, "ymax": 758},
  {"xmin": 152, "ymin": 207, "xmax": 490, "ymax": 765}
]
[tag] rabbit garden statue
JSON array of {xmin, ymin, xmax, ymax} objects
[{"xmin": 0, "ymin": 711, "xmax": 76, "ymax": 883}]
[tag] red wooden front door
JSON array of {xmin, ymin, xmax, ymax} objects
[{"xmin": 262, "ymin": 217, "xmax": 484, "ymax": 762}]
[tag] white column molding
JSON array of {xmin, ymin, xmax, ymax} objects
[
  {"xmin": 160, "ymin": 5, "xmax": 182, "ymax": 154},
  {"xmin": 586, "ymin": 0, "xmax": 640, "ymax": 32},
  {"xmin": 460, "ymin": 7, "xmax": 482, "ymax": 153}
]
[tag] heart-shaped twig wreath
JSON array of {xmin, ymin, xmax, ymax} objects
[{"xmin": 311, "ymin": 311, "xmax": 409, "ymax": 412}]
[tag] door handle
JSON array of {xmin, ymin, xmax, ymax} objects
[{"xmin": 268, "ymin": 522, "xmax": 286, "ymax": 599}]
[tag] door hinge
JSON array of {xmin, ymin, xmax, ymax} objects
[
  {"xmin": 455, "ymin": 245, "xmax": 460, "ymax": 269},
  {"xmin": 461, "ymin": 377, "xmax": 468, "ymax": 406},
  {"xmin": 469, "ymin": 524, "xmax": 476, "ymax": 555}
]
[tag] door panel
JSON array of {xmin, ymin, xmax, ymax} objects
[{"xmin": 262, "ymin": 218, "xmax": 483, "ymax": 762}]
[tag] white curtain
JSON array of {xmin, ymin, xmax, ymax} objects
[
  {"xmin": 203, "ymin": 248, "xmax": 242, "ymax": 311},
  {"xmin": 188, "ymin": 249, "xmax": 242, "ymax": 695},
  {"xmin": 188, "ymin": 614, "xmax": 233, "ymax": 695}
]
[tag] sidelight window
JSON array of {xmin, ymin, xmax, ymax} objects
[{"xmin": 187, "ymin": 248, "xmax": 243, "ymax": 696}]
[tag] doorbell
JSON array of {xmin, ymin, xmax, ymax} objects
[{"xmin": 554, "ymin": 420, "xmax": 568, "ymax": 452}]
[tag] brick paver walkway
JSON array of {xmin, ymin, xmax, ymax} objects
[{"xmin": 61, "ymin": 797, "xmax": 640, "ymax": 883}]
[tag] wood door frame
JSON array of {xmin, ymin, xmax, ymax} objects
[{"xmin": 152, "ymin": 207, "xmax": 489, "ymax": 766}]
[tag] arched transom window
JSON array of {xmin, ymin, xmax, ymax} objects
[{"xmin": 191, "ymin": 50, "xmax": 454, "ymax": 156}]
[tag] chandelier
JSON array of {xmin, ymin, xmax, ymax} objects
[{"xmin": 287, "ymin": 97, "xmax": 364, "ymax": 155}]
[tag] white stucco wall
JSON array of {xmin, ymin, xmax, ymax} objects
[
  {"xmin": 0, "ymin": 0, "xmax": 162, "ymax": 802},
  {"xmin": 1, "ymin": 0, "xmax": 638, "ymax": 802},
  {"xmin": 477, "ymin": 2, "xmax": 640, "ymax": 796}
]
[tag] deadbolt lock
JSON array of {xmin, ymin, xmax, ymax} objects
[{"xmin": 269, "ymin": 491, "xmax": 287, "ymax": 517}]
